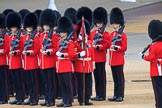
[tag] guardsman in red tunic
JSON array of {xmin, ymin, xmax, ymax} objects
[
  {"xmin": 76, "ymin": 6, "xmax": 93, "ymax": 97},
  {"xmin": 34, "ymin": 9, "xmax": 45, "ymax": 100},
  {"xmin": 2, "ymin": 9, "xmax": 15, "ymax": 97},
  {"xmin": 39, "ymin": 9, "xmax": 57, "ymax": 107},
  {"xmin": 74, "ymin": 19, "xmax": 94, "ymax": 106},
  {"xmin": 0, "ymin": 13, "xmax": 8, "ymax": 104},
  {"xmin": 90, "ymin": 7, "xmax": 109, "ymax": 101},
  {"xmin": 64, "ymin": 7, "xmax": 78, "ymax": 98},
  {"xmin": 108, "ymin": 7, "xmax": 127, "ymax": 102},
  {"xmin": 141, "ymin": 20, "xmax": 162, "ymax": 108},
  {"xmin": 56, "ymin": 16, "xmax": 75, "ymax": 107},
  {"xmin": 52, "ymin": 10, "xmax": 63, "ymax": 99},
  {"xmin": 5, "ymin": 12, "xmax": 25, "ymax": 105},
  {"xmin": 22, "ymin": 12, "xmax": 39, "ymax": 106}
]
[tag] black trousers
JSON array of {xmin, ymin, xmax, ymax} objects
[
  {"xmin": 151, "ymin": 76, "xmax": 162, "ymax": 108},
  {"xmin": 42, "ymin": 68, "xmax": 56, "ymax": 103},
  {"xmin": 93, "ymin": 62, "xmax": 106, "ymax": 98},
  {"xmin": 7, "ymin": 66, "xmax": 14, "ymax": 95},
  {"xmin": 10, "ymin": 69, "xmax": 24, "ymax": 101},
  {"xmin": 72, "ymin": 72, "xmax": 78, "ymax": 96},
  {"xmin": 0, "ymin": 66, "xmax": 8, "ymax": 101},
  {"xmin": 58, "ymin": 73, "xmax": 73, "ymax": 104},
  {"xmin": 24, "ymin": 69, "xmax": 38, "ymax": 102},
  {"xmin": 37, "ymin": 69, "xmax": 45, "ymax": 96},
  {"xmin": 76, "ymin": 73, "xmax": 92, "ymax": 103},
  {"xmin": 23, "ymin": 69, "xmax": 30, "ymax": 96},
  {"xmin": 111, "ymin": 65, "xmax": 125, "ymax": 98},
  {"xmin": 55, "ymin": 72, "xmax": 62, "ymax": 98}
]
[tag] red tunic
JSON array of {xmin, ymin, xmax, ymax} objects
[
  {"xmin": 56, "ymin": 40, "xmax": 75, "ymax": 73},
  {"xmin": 144, "ymin": 41, "xmax": 162, "ymax": 77},
  {"xmin": 39, "ymin": 32, "xmax": 58, "ymax": 69},
  {"xmin": 6, "ymin": 34, "xmax": 23, "ymax": 69},
  {"xmin": 74, "ymin": 40, "xmax": 95, "ymax": 73},
  {"xmin": 22, "ymin": 34, "xmax": 40, "ymax": 70},
  {"xmin": 109, "ymin": 31, "xmax": 127, "ymax": 66},
  {"xmin": 89, "ymin": 30, "xmax": 110, "ymax": 62}
]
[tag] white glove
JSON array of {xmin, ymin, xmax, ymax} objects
[
  {"xmin": 139, "ymin": 52, "xmax": 144, "ymax": 59},
  {"xmin": 80, "ymin": 51, "xmax": 86, "ymax": 57},
  {"xmin": 56, "ymin": 51, "xmax": 62, "ymax": 57}
]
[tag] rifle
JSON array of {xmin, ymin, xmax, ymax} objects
[
  {"xmin": 10, "ymin": 30, "xmax": 21, "ymax": 52},
  {"xmin": 58, "ymin": 31, "xmax": 74, "ymax": 52},
  {"xmin": 93, "ymin": 24, "xmax": 106, "ymax": 45},
  {"xmin": 24, "ymin": 29, "xmax": 37, "ymax": 51},
  {"xmin": 112, "ymin": 25, "xmax": 125, "ymax": 45},
  {"xmin": 42, "ymin": 29, "xmax": 53, "ymax": 51},
  {"xmin": 141, "ymin": 35, "xmax": 162, "ymax": 54},
  {"xmin": 0, "ymin": 29, "xmax": 7, "ymax": 46}
]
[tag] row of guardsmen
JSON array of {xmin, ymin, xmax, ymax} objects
[{"xmin": 0, "ymin": 6, "xmax": 127, "ymax": 107}]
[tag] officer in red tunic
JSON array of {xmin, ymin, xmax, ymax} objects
[
  {"xmin": 108, "ymin": 7, "xmax": 127, "ymax": 102},
  {"xmin": 141, "ymin": 20, "xmax": 162, "ymax": 108},
  {"xmin": 18, "ymin": 9, "xmax": 31, "ymax": 97},
  {"xmin": 56, "ymin": 16, "xmax": 75, "ymax": 107},
  {"xmin": 64, "ymin": 7, "xmax": 78, "ymax": 98},
  {"xmin": 74, "ymin": 19, "xmax": 94, "ymax": 106},
  {"xmin": 90, "ymin": 7, "xmax": 109, "ymax": 101},
  {"xmin": 39, "ymin": 9, "xmax": 57, "ymax": 107},
  {"xmin": 22, "ymin": 12, "xmax": 39, "ymax": 106},
  {"xmin": 0, "ymin": 13, "xmax": 8, "ymax": 104},
  {"xmin": 5, "ymin": 12, "xmax": 25, "ymax": 105}
]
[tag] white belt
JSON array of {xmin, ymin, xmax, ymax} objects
[
  {"xmin": 157, "ymin": 59, "xmax": 162, "ymax": 76},
  {"xmin": 58, "ymin": 57, "xmax": 70, "ymax": 60},
  {"xmin": 78, "ymin": 58, "xmax": 91, "ymax": 61}
]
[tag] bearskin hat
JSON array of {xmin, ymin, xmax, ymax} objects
[
  {"xmin": 23, "ymin": 12, "xmax": 38, "ymax": 30},
  {"xmin": 93, "ymin": 7, "xmax": 108, "ymax": 25},
  {"xmin": 6, "ymin": 12, "xmax": 21, "ymax": 29},
  {"xmin": 34, "ymin": 9, "xmax": 42, "ymax": 19},
  {"xmin": 34, "ymin": 9, "xmax": 42, "ymax": 25},
  {"xmin": 19, "ymin": 9, "xmax": 30, "ymax": 22},
  {"xmin": 148, "ymin": 20, "xmax": 162, "ymax": 40},
  {"xmin": 57, "ymin": 16, "xmax": 74, "ymax": 34},
  {"xmin": 39, "ymin": 9, "xmax": 56, "ymax": 28},
  {"xmin": 77, "ymin": 7, "xmax": 92, "ymax": 26},
  {"xmin": 64, "ymin": 7, "xmax": 77, "ymax": 24},
  {"xmin": 53, "ymin": 10, "xmax": 61, "ymax": 26},
  {"xmin": 0, "ymin": 13, "xmax": 5, "ymax": 28},
  {"xmin": 2, "ymin": 9, "xmax": 14, "ymax": 16},
  {"xmin": 110, "ymin": 7, "xmax": 124, "ymax": 26},
  {"xmin": 76, "ymin": 19, "xmax": 90, "ymax": 36}
]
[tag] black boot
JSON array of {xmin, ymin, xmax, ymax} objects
[
  {"xmin": 108, "ymin": 96, "xmax": 117, "ymax": 101},
  {"xmin": 56, "ymin": 102, "xmax": 64, "ymax": 107}
]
